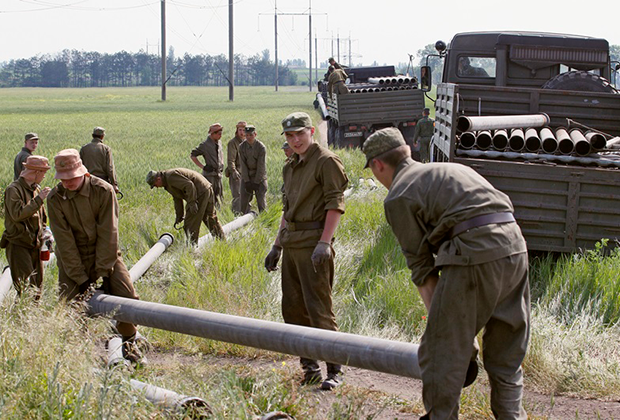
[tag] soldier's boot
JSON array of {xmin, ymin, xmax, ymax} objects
[
  {"xmin": 321, "ymin": 363, "xmax": 343, "ymax": 391},
  {"xmin": 122, "ymin": 334, "xmax": 148, "ymax": 366},
  {"xmin": 300, "ymin": 358, "xmax": 322, "ymax": 385}
]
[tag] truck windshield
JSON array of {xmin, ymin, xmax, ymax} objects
[{"xmin": 457, "ymin": 56, "xmax": 496, "ymax": 78}]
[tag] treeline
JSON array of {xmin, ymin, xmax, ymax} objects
[{"xmin": 0, "ymin": 48, "xmax": 298, "ymax": 88}]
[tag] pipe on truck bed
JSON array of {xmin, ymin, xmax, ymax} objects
[{"xmin": 457, "ymin": 113, "xmax": 550, "ymax": 133}]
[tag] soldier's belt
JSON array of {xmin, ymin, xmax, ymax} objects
[
  {"xmin": 448, "ymin": 212, "xmax": 515, "ymax": 239},
  {"xmin": 286, "ymin": 220, "xmax": 325, "ymax": 232}
]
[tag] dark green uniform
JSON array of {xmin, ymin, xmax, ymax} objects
[
  {"xmin": 239, "ymin": 139, "xmax": 267, "ymax": 213},
  {"xmin": 384, "ymin": 158, "xmax": 529, "ymax": 419},
  {"xmin": 327, "ymin": 69, "xmax": 349, "ymax": 98},
  {"xmin": 413, "ymin": 116, "xmax": 435, "ymax": 162},
  {"xmin": 191, "ymin": 136, "xmax": 224, "ymax": 206},
  {"xmin": 79, "ymin": 138, "xmax": 118, "ymax": 187},
  {"xmin": 226, "ymin": 135, "xmax": 245, "ymax": 214},
  {"xmin": 279, "ymin": 143, "xmax": 348, "ymax": 377},
  {"xmin": 158, "ymin": 168, "xmax": 225, "ymax": 244},
  {"xmin": 13, "ymin": 147, "xmax": 31, "ymax": 180},
  {"xmin": 1, "ymin": 177, "xmax": 46, "ymax": 296}
]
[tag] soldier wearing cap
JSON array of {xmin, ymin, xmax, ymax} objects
[
  {"xmin": 47, "ymin": 149, "xmax": 144, "ymax": 363},
  {"xmin": 226, "ymin": 121, "xmax": 247, "ymax": 215},
  {"xmin": 14, "ymin": 133, "xmax": 40, "ymax": 180},
  {"xmin": 146, "ymin": 168, "xmax": 225, "ymax": 244},
  {"xmin": 413, "ymin": 108, "xmax": 435, "ymax": 163},
  {"xmin": 1, "ymin": 156, "xmax": 52, "ymax": 298},
  {"xmin": 362, "ymin": 127, "xmax": 529, "ymax": 419},
  {"xmin": 282, "ymin": 142, "xmax": 294, "ymax": 159},
  {"xmin": 327, "ymin": 66, "xmax": 349, "ymax": 99},
  {"xmin": 238, "ymin": 125, "xmax": 268, "ymax": 213},
  {"xmin": 191, "ymin": 123, "xmax": 225, "ymax": 207},
  {"xmin": 264, "ymin": 112, "xmax": 349, "ymax": 390},
  {"xmin": 79, "ymin": 127, "xmax": 120, "ymax": 192}
]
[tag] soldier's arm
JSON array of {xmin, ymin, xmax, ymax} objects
[
  {"xmin": 256, "ymin": 143, "xmax": 267, "ymax": 182},
  {"xmin": 94, "ymin": 185, "xmax": 121, "ymax": 279},
  {"xmin": 227, "ymin": 141, "xmax": 237, "ymax": 172},
  {"xmin": 173, "ymin": 197, "xmax": 185, "ymax": 222},
  {"xmin": 190, "ymin": 143, "xmax": 205, "ymax": 170},
  {"xmin": 107, "ymin": 148, "xmax": 119, "ymax": 189},
  {"xmin": 319, "ymin": 210, "xmax": 342, "ymax": 243},
  {"xmin": 413, "ymin": 121, "xmax": 421, "ymax": 143},
  {"xmin": 5, "ymin": 186, "xmax": 45, "ymax": 222},
  {"xmin": 239, "ymin": 149, "xmax": 251, "ymax": 183}
]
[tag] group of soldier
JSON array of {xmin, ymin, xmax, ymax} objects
[{"xmin": 2, "ymin": 108, "xmax": 530, "ymax": 417}]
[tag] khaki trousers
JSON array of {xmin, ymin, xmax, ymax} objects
[
  {"xmin": 419, "ymin": 252, "xmax": 530, "ymax": 419},
  {"xmin": 229, "ymin": 175, "xmax": 242, "ymax": 214},
  {"xmin": 6, "ymin": 242, "xmax": 43, "ymax": 298},
  {"xmin": 204, "ymin": 174, "xmax": 223, "ymax": 207},
  {"xmin": 240, "ymin": 180, "xmax": 267, "ymax": 214},
  {"xmin": 184, "ymin": 191, "xmax": 225, "ymax": 244}
]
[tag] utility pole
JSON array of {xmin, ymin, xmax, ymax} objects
[
  {"xmin": 229, "ymin": 0, "xmax": 234, "ymax": 101},
  {"xmin": 314, "ymin": 35, "xmax": 318, "ymax": 84},
  {"xmin": 308, "ymin": 0, "xmax": 312, "ymax": 92},
  {"xmin": 274, "ymin": 1, "xmax": 278, "ymax": 91},
  {"xmin": 161, "ymin": 0, "xmax": 166, "ymax": 101},
  {"xmin": 337, "ymin": 32, "xmax": 340, "ymax": 63},
  {"xmin": 349, "ymin": 34, "xmax": 352, "ymax": 67}
]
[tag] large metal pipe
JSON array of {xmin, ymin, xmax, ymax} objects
[
  {"xmin": 129, "ymin": 233, "xmax": 174, "ymax": 283},
  {"xmin": 607, "ymin": 137, "xmax": 620, "ymax": 148},
  {"xmin": 540, "ymin": 127, "xmax": 558, "ymax": 154},
  {"xmin": 525, "ymin": 128, "xmax": 541, "ymax": 152},
  {"xmin": 491, "ymin": 129, "xmax": 508, "ymax": 150},
  {"xmin": 107, "ymin": 336, "xmax": 130, "ymax": 368},
  {"xmin": 459, "ymin": 132, "xmax": 476, "ymax": 149},
  {"xmin": 456, "ymin": 113, "xmax": 550, "ymax": 133},
  {"xmin": 475, "ymin": 131, "xmax": 492, "ymax": 150},
  {"xmin": 130, "ymin": 379, "xmax": 211, "ymax": 415},
  {"xmin": 556, "ymin": 128, "xmax": 574, "ymax": 154},
  {"xmin": 87, "ymin": 293, "xmax": 422, "ymax": 379},
  {"xmin": 585, "ymin": 132, "xmax": 606, "ymax": 151},
  {"xmin": 0, "ymin": 267, "xmax": 12, "ymax": 304},
  {"xmin": 197, "ymin": 212, "xmax": 257, "ymax": 248},
  {"xmin": 315, "ymin": 93, "xmax": 330, "ymax": 121},
  {"xmin": 570, "ymin": 129, "xmax": 591, "ymax": 156},
  {"xmin": 508, "ymin": 128, "xmax": 525, "ymax": 151}
]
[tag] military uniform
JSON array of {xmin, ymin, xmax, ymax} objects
[
  {"xmin": 191, "ymin": 136, "xmax": 224, "ymax": 206},
  {"xmin": 384, "ymin": 158, "xmax": 529, "ymax": 419},
  {"xmin": 13, "ymin": 147, "xmax": 31, "ymax": 180},
  {"xmin": 279, "ymin": 142, "xmax": 348, "ymax": 379},
  {"xmin": 239, "ymin": 139, "xmax": 268, "ymax": 213},
  {"xmin": 80, "ymin": 138, "xmax": 118, "ymax": 187},
  {"xmin": 226, "ymin": 134, "xmax": 245, "ymax": 214},
  {"xmin": 48, "ymin": 174, "xmax": 139, "ymax": 338},
  {"xmin": 157, "ymin": 168, "xmax": 224, "ymax": 244},
  {"xmin": 327, "ymin": 69, "xmax": 349, "ymax": 98},
  {"xmin": 1, "ymin": 177, "xmax": 47, "ymax": 296},
  {"xmin": 413, "ymin": 115, "xmax": 435, "ymax": 163}
]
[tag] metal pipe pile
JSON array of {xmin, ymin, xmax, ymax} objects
[{"xmin": 347, "ymin": 77, "xmax": 418, "ymax": 94}]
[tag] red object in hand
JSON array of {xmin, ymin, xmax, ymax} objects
[{"xmin": 40, "ymin": 249, "xmax": 50, "ymax": 261}]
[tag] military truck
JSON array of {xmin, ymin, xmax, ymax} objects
[
  {"xmin": 315, "ymin": 65, "xmax": 426, "ymax": 149},
  {"xmin": 423, "ymin": 32, "xmax": 620, "ymax": 252}
]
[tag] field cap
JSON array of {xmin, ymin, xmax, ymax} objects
[
  {"xmin": 209, "ymin": 123, "xmax": 223, "ymax": 134},
  {"xmin": 362, "ymin": 127, "xmax": 406, "ymax": 169},
  {"xmin": 281, "ymin": 142, "xmax": 290, "ymax": 150},
  {"xmin": 93, "ymin": 127, "xmax": 105, "ymax": 136},
  {"xmin": 145, "ymin": 170, "xmax": 158, "ymax": 189},
  {"xmin": 236, "ymin": 121, "xmax": 247, "ymax": 128},
  {"xmin": 423, "ymin": 107, "xmax": 430, "ymax": 113},
  {"xmin": 53, "ymin": 149, "xmax": 88, "ymax": 180},
  {"xmin": 25, "ymin": 132, "xmax": 39, "ymax": 141},
  {"xmin": 281, "ymin": 112, "xmax": 312, "ymax": 134},
  {"xmin": 244, "ymin": 125, "xmax": 256, "ymax": 133}
]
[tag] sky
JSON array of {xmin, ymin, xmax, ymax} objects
[{"xmin": 1, "ymin": 0, "xmax": 619, "ymax": 68}]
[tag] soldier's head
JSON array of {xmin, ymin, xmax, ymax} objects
[
  {"xmin": 423, "ymin": 108, "xmax": 430, "ymax": 116},
  {"xmin": 24, "ymin": 133, "xmax": 39, "ymax": 152},
  {"xmin": 281, "ymin": 112, "xmax": 315, "ymax": 156},
  {"xmin": 244, "ymin": 125, "xmax": 257, "ymax": 143},
  {"xmin": 328, "ymin": 65, "xmax": 335, "ymax": 74},
  {"xmin": 53, "ymin": 149, "xmax": 89, "ymax": 191},
  {"xmin": 92, "ymin": 126, "xmax": 105, "ymax": 140},
  {"xmin": 328, "ymin": 57, "xmax": 336, "ymax": 66},
  {"xmin": 21, "ymin": 155, "xmax": 50, "ymax": 185},
  {"xmin": 362, "ymin": 127, "xmax": 411, "ymax": 188},
  {"xmin": 146, "ymin": 170, "xmax": 163, "ymax": 189},
  {"xmin": 282, "ymin": 142, "xmax": 294, "ymax": 158},
  {"xmin": 209, "ymin": 123, "xmax": 223, "ymax": 141},
  {"xmin": 236, "ymin": 121, "xmax": 247, "ymax": 139}
]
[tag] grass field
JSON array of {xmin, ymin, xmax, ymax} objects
[{"xmin": 1, "ymin": 86, "xmax": 619, "ymax": 418}]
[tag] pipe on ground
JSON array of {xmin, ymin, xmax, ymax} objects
[
  {"xmin": 107, "ymin": 336, "xmax": 130, "ymax": 368},
  {"xmin": 457, "ymin": 113, "xmax": 550, "ymax": 133},
  {"xmin": 130, "ymin": 379, "xmax": 211, "ymax": 415},
  {"xmin": 315, "ymin": 93, "xmax": 330, "ymax": 121},
  {"xmin": 129, "ymin": 233, "xmax": 174, "ymax": 282},
  {"xmin": 0, "ymin": 267, "xmax": 12, "ymax": 304},
  {"xmin": 197, "ymin": 212, "xmax": 257, "ymax": 248}
]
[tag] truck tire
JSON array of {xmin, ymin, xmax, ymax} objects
[
  {"xmin": 541, "ymin": 71, "xmax": 618, "ymax": 93},
  {"xmin": 327, "ymin": 120, "xmax": 337, "ymax": 147}
]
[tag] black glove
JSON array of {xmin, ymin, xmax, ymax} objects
[{"xmin": 264, "ymin": 245, "xmax": 282, "ymax": 272}]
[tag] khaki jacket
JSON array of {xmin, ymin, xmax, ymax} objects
[
  {"xmin": 239, "ymin": 139, "xmax": 267, "ymax": 183},
  {"xmin": 2, "ymin": 177, "xmax": 46, "ymax": 249},
  {"xmin": 226, "ymin": 136, "xmax": 244, "ymax": 178},
  {"xmin": 159, "ymin": 168, "xmax": 212, "ymax": 221},
  {"xmin": 80, "ymin": 138, "xmax": 118, "ymax": 186},
  {"xmin": 191, "ymin": 136, "xmax": 224, "ymax": 177},
  {"xmin": 13, "ymin": 147, "xmax": 31, "ymax": 180},
  {"xmin": 328, "ymin": 69, "xmax": 348, "ymax": 98}
]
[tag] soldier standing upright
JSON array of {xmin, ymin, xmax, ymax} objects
[
  {"xmin": 239, "ymin": 125, "xmax": 268, "ymax": 213},
  {"xmin": 14, "ymin": 133, "xmax": 40, "ymax": 180},
  {"xmin": 264, "ymin": 112, "xmax": 348, "ymax": 390},
  {"xmin": 191, "ymin": 123, "xmax": 225, "ymax": 207},
  {"xmin": 79, "ymin": 127, "xmax": 120, "ymax": 192},
  {"xmin": 413, "ymin": 108, "xmax": 435, "ymax": 163},
  {"xmin": 226, "ymin": 121, "xmax": 247, "ymax": 215}
]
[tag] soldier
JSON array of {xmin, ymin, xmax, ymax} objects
[
  {"xmin": 264, "ymin": 112, "xmax": 349, "ymax": 390},
  {"xmin": 328, "ymin": 57, "xmax": 344, "ymax": 70},
  {"xmin": 79, "ymin": 127, "xmax": 120, "ymax": 193},
  {"xmin": 362, "ymin": 128, "xmax": 529, "ymax": 419},
  {"xmin": 327, "ymin": 66, "xmax": 349, "ymax": 99},
  {"xmin": 1, "ymin": 156, "xmax": 51, "ymax": 299},
  {"xmin": 146, "ymin": 168, "xmax": 225, "ymax": 244},
  {"xmin": 14, "ymin": 133, "xmax": 39, "ymax": 180},
  {"xmin": 282, "ymin": 142, "xmax": 294, "ymax": 159},
  {"xmin": 413, "ymin": 108, "xmax": 435, "ymax": 163},
  {"xmin": 226, "ymin": 121, "xmax": 247, "ymax": 215},
  {"xmin": 191, "ymin": 123, "xmax": 225, "ymax": 207},
  {"xmin": 239, "ymin": 125, "xmax": 268, "ymax": 214},
  {"xmin": 47, "ymin": 149, "xmax": 144, "ymax": 363}
]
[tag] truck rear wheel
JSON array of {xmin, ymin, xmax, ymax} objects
[{"xmin": 541, "ymin": 70, "xmax": 617, "ymax": 93}]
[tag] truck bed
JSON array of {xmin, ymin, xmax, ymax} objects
[{"xmin": 327, "ymin": 89, "xmax": 425, "ymax": 125}]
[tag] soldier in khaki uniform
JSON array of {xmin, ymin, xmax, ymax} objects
[
  {"xmin": 413, "ymin": 108, "xmax": 435, "ymax": 163},
  {"xmin": 79, "ymin": 127, "xmax": 120, "ymax": 192},
  {"xmin": 191, "ymin": 123, "xmax": 225, "ymax": 207},
  {"xmin": 363, "ymin": 128, "xmax": 529, "ymax": 419},
  {"xmin": 14, "ymin": 133, "xmax": 39, "ymax": 180},
  {"xmin": 327, "ymin": 66, "xmax": 349, "ymax": 99},
  {"xmin": 239, "ymin": 125, "xmax": 268, "ymax": 213},
  {"xmin": 264, "ymin": 112, "xmax": 349, "ymax": 391},
  {"xmin": 282, "ymin": 142, "xmax": 294, "ymax": 159},
  {"xmin": 226, "ymin": 121, "xmax": 247, "ymax": 215},
  {"xmin": 146, "ymin": 168, "xmax": 225, "ymax": 244},
  {"xmin": 1, "ymin": 156, "xmax": 51, "ymax": 298}
]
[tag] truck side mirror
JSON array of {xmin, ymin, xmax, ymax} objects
[{"xmin": 420, "ymin": 66, "xmax": 432, "ymax": 92}]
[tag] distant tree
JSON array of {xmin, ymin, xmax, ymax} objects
[
  {"xmin": 41, "ymin": 60, "xmax": 69, "ymax": 87},
  {"xmin": 417, "ymin": 43, "xmax": 445, "ymax": 85}
]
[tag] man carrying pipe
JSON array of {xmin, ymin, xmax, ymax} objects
[
  {"xmin": 264, "ymin": 112, "xmax": 349, "ymax": 390},
  {"xmin": 146, "ymin": 168, "xmax": 225, "ymax": 244},
  {"xmin": 47, "ymin": 149, "xmax": 144, "ymax": 364},
  {"xmin": 1, "ymin": 156, "xmax": 52, "ymax": 299},
  {"xmin": 413, "ymin": 108, "xmax": 435, "ymax": 163},
  {"xmin": 362, "ymin": 128, "xmax": 530, "ymax": 419}
]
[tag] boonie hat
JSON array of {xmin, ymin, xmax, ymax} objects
[
  {"xmin": 93, "ymin": 127, "xmax": 105, "ymax": 136},
  {"xmin": 281, "ymin": 112, "xmax": 312, "ymax": 134},
  {"xmin": 244, "ymin": 125, "xmax": 256, "ymax": 133},
  {"xmin": 362, "ymin": 127, "xmax": 406, "ymax": 169},
  {"xmin": 53, "ymin": 149, "xmax": 88, "ymax": 180},
  {"xmin": 25, "ymin": 133, "xmax": 39, "ymax": 141},
  {"xmin": 23, "ymin": 155, "xmax": 51, "ymax": 171},
  {"xmin": 236, "ymin": 121, "xmax": 247, "ymax": 128},
  {"xmin": 209, "ymin": 123, "xmax": 223, "ymax": 134},
  {"xmin": 281, "ymin": 142, "xmax": 290, "ymax": 150},
  {"xmin": 145, "ymin": 170, "xmax": 158, "ymax": 189}
]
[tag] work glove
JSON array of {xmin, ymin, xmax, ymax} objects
[
  {"xmin": 232, "ymin": 170, "xmax": 241, "ymax": 181},
  {"xmin": 264, "ymin": 245, "xmax": 282, "ymax": 272},
  {"xmin": 187, "ymin": 202, "xmax": 198, "ymax": 215},
  {"xmin": 311, "ymin": 241, "xmax": 332, "ymax": 267}
]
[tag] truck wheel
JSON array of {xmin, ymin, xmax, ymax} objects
[
  {"xmin": 541, "ymin": 70, "xmax": 618, "ymax": 93},
  {"xmin": 327, "ymin": 120, "xmax": 337, "ymax": 147}
]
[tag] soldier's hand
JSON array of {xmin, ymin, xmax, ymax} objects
[
  {"xmin": 113, "ymin": 185, "xmax": 120, "ymax": 193},
  {"xmin": 264, "ymin": 245, "xmax": 282, "ymax": 272},
  {"xmin": 187, "ymin": 202, "xmax": 199, "ymax": 215},
  {"xmin": 174, "ymin": 215, "xmax": 184, "ymax": 226},
  {"xmin": 311, "ymin": 241, "xmax": 332, "ymax": 267},
  {"xmin": 38, "ymin": 187, "xmax": 52, "ymax": 200},
  {"xmin": 232, "ymin": 170, "xmax": 241, "ymax": 181}
]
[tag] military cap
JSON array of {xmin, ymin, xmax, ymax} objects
[
  {"xmin": 209, "ymin": 123, "xmax": 223, "ymax": 134},
  {"xmin": 244, "ymin": 125, "xmax": 256, "ymax": 133},
  {"xmin": 423, "ymin": 108, "xmax": 430, "ymax": 113},
  {"xmin": 146, "ymin": 170, "xmax": 158, "ymax": 189},
  {"xmin": 92, "ymin": 126, "xmax": 105, "ymax": 136},
  {"xmin": 281, "ymin": 142, "xmax": 290, "ymax": 150},
  {"xmin": 236, "ymin": 121, "xmax": 247, "ymax": 128},
  {"xmin": 25, "ymin": 132, "xmax": 39, "ymax": 141},
  {"xmin": 362, "ymin": 127, "xmax": 406, "ymax": 169},
  {"xmin": 281, "ymin": 112, "xmax": 312, "ymax": 134},
  {"xmin": 53, "ymin": 149, "xmax": 88, "ymax": 180}
]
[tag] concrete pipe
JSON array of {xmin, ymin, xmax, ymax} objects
[
  {"xmin": 368, "ymin": 77, "xmax": 382, "ymax": 85},
  {"xmin": 475, "ymin": 131, "xmax": 493, "ymax": 150},
  {"xmin": 508, "ymin": 129, "xmax": 525, "ymax": 151},
  {"xmin": 197, "ymin": 212, "xmax": 257, "ymax": 248},
  {"xmin": 88, "ymin": 293, "xmax": 422, "ymax": 379},
  {"xmin": 459, "ymin": 132, "xmax": 476, "ymax": 149},
  {"xmin": 540, "ymin": 127, "xmax": 558, "ymax": 154},
  {"xmin": 556, "ymin": 128, "xmax": 574, "ymax": 154},
  {"xmin": 570, "ymin": 129, "xmax": 591, "ymax": 156},
  {"xmin": 315, "ymin": 93, "xmax": 330, "ymax": 121},
  {"xmin": 585, "ymin": 132, "xmax": 606, "ymax": 151},
  {"xmin": 107, "ymin": 336, "xmax": 130, "ymax": 368},
  {"xmin": 492, "ymin": 129, "xmax": 508, "ymax": 150},
  {"xmin": 129, "ymin": 233, "xmax": 174, "ymax": 283},
  {"xmin": 456, "ymin": 113, "xmax": 550, "ymax": 133},
  {"xmin": 130, "ymin": 379, "xmax": 211, "ymax": 416},
  {"xmin": 607, "ymin": 137, "xmax": 620, "ymax": 148},
  {"xmin": 525, "ymin": 128, "xmax": 542, "ymax": 152},
  {"xmin": 0, "ymin": 267, "xmax": 12, "ymax": 305}
]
